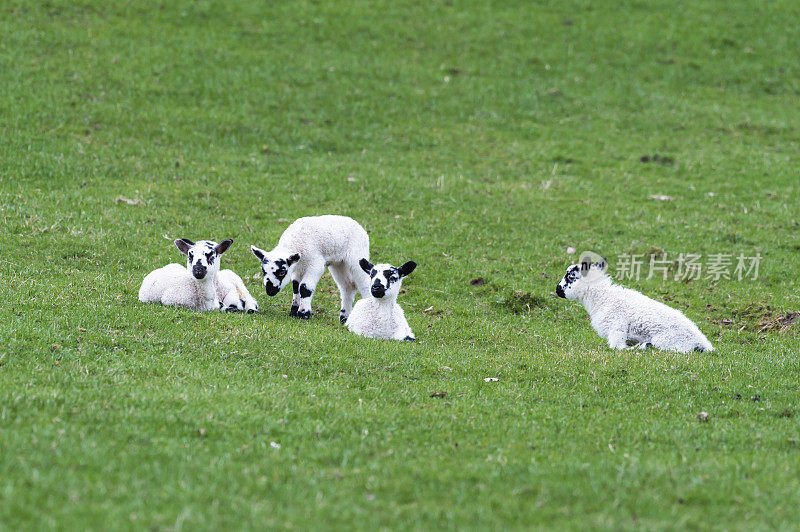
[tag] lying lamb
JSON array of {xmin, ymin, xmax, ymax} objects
[
  {"xmin": 251, "ymin": 215, "xmax": 370, "ymax": 321},
  {"xmin": 346, "ymin": 258, "xmax": 417, "ymax": 341},
  {"xmin": 139, "ymin": 238, "xmax": 258, "ymax": 312},
  {"xmin": 555, "ymin": 258, "xmax": 713, "ymax": 353}
]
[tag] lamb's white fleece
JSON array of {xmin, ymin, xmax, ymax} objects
[
  {"xmin": 346, "ymin": 259, "xmax": 416, "ymax": 341},
  {"xmin": 216, "ymin": 270, "xmax": 259, "ymax": 312},
  {"xmin": 556, "ymin": 263, "xmax": 713, "ymax": 353},
  {"xmin": 251, "ymin": 215, "xmax": 370, "ymax": 321},
  {"xmin": 347, "ymin": 298, "xmax": 415, "ymax": 341},
  {"xmin": 139, "ymin": 239, "xmax": 257, "ymax": 312}
]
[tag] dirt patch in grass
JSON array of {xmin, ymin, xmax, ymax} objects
[
  {"xmin": 500, "ymin": 290, "xmax": 552, "ymax": 314},
  {"xmin": 758, "ymin": 311, "xmax": 800, "ymax": 333},
  {"xmin": 640, "ymin": 154, "xmax": 675, "ymax": 165},
  {"xmin": 732, "ymin": 302, "xmax": 772, "ymax": 325},
  {"xmin": 717, "ymin": 302, "xmax": 800, "ymax": 333}
]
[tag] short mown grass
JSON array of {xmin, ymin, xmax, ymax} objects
[{"xmin": 1, "ymin": 0, "xmax": 799, "ymax": 529}]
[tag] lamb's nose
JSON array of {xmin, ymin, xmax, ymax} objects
[
  {"xmin": 192, "ymin": 265, "xmax": 207, "ymax": 279},
  {"xmin": 371, "ymin": 285, "xmax": 385, "ymax": 298},
  {"xmin": 555, "ymin": 285, "xmax": 565, "ymax": 298},
  {"xmin": 264, "ymin": 281, "xmax": 280, "ymax": 296}
]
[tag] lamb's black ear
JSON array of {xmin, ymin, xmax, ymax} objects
[
  {"xmin": 216, "ymin": 239, "xmax": 233, "ymax": 255},
  {"xmin": 175, "ymin": 239, "xmax": 194, "ymax": 255},
  {"xmin": 251, "ymin": 245, "xmax": 266, "ymax": 262},
  {"xmin": 287, "ymin": 253, "xmax": 301, "ymax": 265},
  {"xmin": 359, "ymin": 258, "xmax": 374, "ymax": 274},
  {"xmin": 398, "ymin": 260, "xmax": 417, "ymax": 277},
  {"xmin": 580, "ymin": 259, "xmax": 591, "ymax": 277}
]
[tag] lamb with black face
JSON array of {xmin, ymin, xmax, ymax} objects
[
  {"xmin": 139, "ymin": 237, "xmax": 258, "ymax": 313},
  {"xmin": 251, "ymin": 247, "xmax": 301, "ymax": 298},
  {"xmin": 345, "ymin": 257, "xmax": 418, "ymax": 341},
  {"xmin": 250, "ymin": 216, "xmax": 372, "ymax": 321}
]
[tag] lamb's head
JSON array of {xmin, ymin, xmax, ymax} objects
[
  {"xmin": 556, "ymin": 254, "xmax": 608, "ymax": 300},
  {"xmin": 175, "ymin": 238, "xmax": 232, "ymax": 281},
  {"xmin": 359, "ymin": 258, "xmax": 416, "ymax": 301},
  {"xmin": 250, "ymin": 245, "xmax": 300, "ymax": 296}
]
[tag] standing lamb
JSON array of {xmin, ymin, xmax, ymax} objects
[
  {"xmin": 346, "ymin": 258, "xmax": 417, "ymax": 341},
  {"xmin": 555, "ymin": 258, "xmax": 713, "ymax": 353},
  {"xmin": 139, "ymin": 238, "xmax": 258, "ymax": 312},
  {"xmin": 250, "ymin": 215, "xmax": 370, "ymax": 321}
]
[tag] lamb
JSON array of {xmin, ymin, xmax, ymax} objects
[
  {"xmin": 251, "ymin": 215, "xmax": 371, "ymax": 321},
  {"xmin": 555, "ymin": 257, "xmax": 713, "ymax": 353},
  {"xmin": 346, "ymin": 258, "xmax": 417, "ymax": 341},
  {"xmin": 139, "ymin": 238, "xmax": 258, "ymax": 313}
]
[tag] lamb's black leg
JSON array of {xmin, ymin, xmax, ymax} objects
[
  {"xmin": 289, "ymin": 279, "xmax": 299, "ymax": 316},
  {"xmin": 296, "ymin": 282, "xmax": 313, "ymax": 319}
]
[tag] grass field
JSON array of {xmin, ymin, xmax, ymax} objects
[{"xmin": 2, "ymin": 0, "xmax": 799, "ymax": 529}]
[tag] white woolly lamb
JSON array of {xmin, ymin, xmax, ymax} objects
[
  {"xmin": 346, "ymin": 258, "xmax": 417, "ymax": 341},
  {"xmin": 139, "ymin": 238, "xmax": 258, "ymax": 313},
  {"xmin": 555, "ymin": 258, "xmax": 713, "ymax": 353},
  {"xmin": 251, "ymin": 215, "xmax": 370, "ymax": 321}
]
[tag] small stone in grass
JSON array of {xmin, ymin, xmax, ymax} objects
[
  {"xmin": 649, "ymin": 194, "xmax": 674, "ymax": 201},
  {"xmin": 484, "ymin": 377, "xmax": 499, "ymax": 382},
  {"xmin": 697, "ymin": 412, "xmax": 709, "ymax": 422},
  {"xmin": 566, "ymin": 246, "xmax": 576, "ymax": 255},
  {"xmin": 198, "ymin": 428, "xmax": 207, "ymax": 437}
]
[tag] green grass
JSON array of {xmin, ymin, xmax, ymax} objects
[{"xmin": 2, "ymin": 0, "xmax": 800, "ymax": 529}]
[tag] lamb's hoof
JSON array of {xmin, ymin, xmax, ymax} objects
[
  {"xmin": 289, "ymin": 305, "xmax": 298, "ymax": 317},
  {"xmin": 403, "ymin": 336, "xmax": 416, "ymax": 342},
  {"xmin": 297, "ymin": 310, "xmax": 311, "ymax": 320},
  {"xmin": 339, "ymin": 314, "xmax": 347, "ymax": 324},
  {"xmin": 645, "ymin": 342, "xmax": 653, "ymax": 348},
  {"xmin": 246, "ymin": 308, "xmax": 257, "ymax": 314}
]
